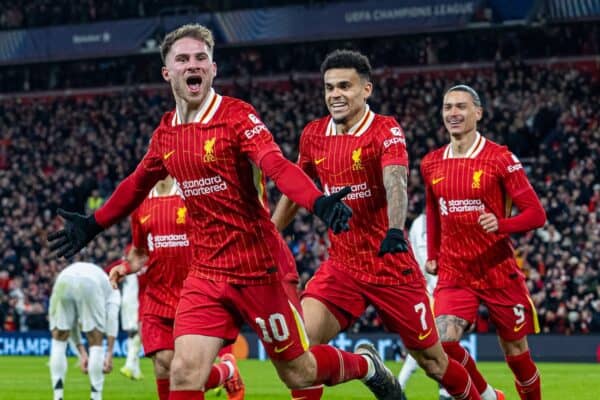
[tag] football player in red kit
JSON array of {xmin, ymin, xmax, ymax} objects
[
  {"xmin": 273, "ymin": 50, "xmax": 482, "ymax": 400},
  {"xmin": 421, "ymin": 84, "xmax": 546, "ymax": 400},
  {"xmin": 49, "ymin": 24, "xmax": 401, "ymax": 400}
]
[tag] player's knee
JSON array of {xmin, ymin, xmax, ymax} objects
[
  {"xmin": 51, "ymin": 329, "xmax": 70, "ymax": 341},
  {"xmin": 169, "ymin": 356, "xmax": 194, "ymax": 387},
  {"xmin": 85, "ymin": 329, "xmax": 103, "ymax": 346},
  {"xmin": 420, "ymin": 357, "xmax": 447, "ymax": 380},
  {"xmin": 413, "ymin": 348, "xmax": 448, "ymax": 380},
  {"xmin": 273, "ymin": 355, "xmax": 316, "ymax": 388},
  {"xmin": 153, "ymin": 356, "xmax": 171, "ymax": 378}
]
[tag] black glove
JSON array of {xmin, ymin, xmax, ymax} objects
[
  {"xmin": 313, "ymin": 187, "xmax": 353, "ymax": 234},
  {"xmin": 48, "ymin": 208, "xmax": 104, "ymax": 258},
  {"xmin": 377, "ymin": 228, "xmax": 409, "ymax": 257}
]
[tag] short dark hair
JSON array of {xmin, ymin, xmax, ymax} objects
[
  {"xmin": 320, "ymin": 50, "xmax": 372, "ymax": 81},
  {"xmin": 445, "ymin": 84, "xmax": 482, "ymax": 107}
]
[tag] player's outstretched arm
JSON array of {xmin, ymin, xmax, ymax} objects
[
  {"xmin": 378, "ymin": 164, "xmax": 409, "ymax": 256},
  {"xmin": 48, "ymin": 209, "xmax": 103, "ymax": 258},
  {"xmin": 260, "ymin": 151, "xmax": 352, "ymax": 233},
  {"xmin": 48, "ymin": 160, "xmax": 165, "ymax": 259}
]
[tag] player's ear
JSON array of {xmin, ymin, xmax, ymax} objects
[
  {"xmin": 161, "ymin": 66, "xmax": 170, "ymax": 82},
  {"xmin": 364, "ymin": 80, "xmax": 373, "ymax": 99},
  {"xmin": 475, "ymin": 106, "xmax": 483, "ymax": 121},
  {"xmin": 212, "ymin": 61, "xmax": 217, "ymax": 78}
]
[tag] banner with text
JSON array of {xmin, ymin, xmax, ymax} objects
[
  {"xmin": 0, "ymin": 0, "xmax": 489, "ymax": 65},
  {"xmin": 4, "ymin": 331, "xmax": 598, "ymax": 362}
]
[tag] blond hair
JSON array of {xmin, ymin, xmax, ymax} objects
[{"xmin": 160, "ymin": 24, "xmax": 215, "ymax": 63}]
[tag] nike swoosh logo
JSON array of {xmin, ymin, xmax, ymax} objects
[
  {"xmin": 274, "ymin": 342, "xmax": 294, "ymax": 353},
  {"xmin": 432, "ymin": 177, "xmax": 445, "ymax": 185},
  {"xmin": 418, "ymin": 328, "xmax": 433, "ymax": 340},
  {"xmin": 140, "ymin": 215, "xmax": 151, "ymax": 224},
  {"xmin": 514, "ymin": 322, "xmax": 526, "ymax": 332},
  {"xmin": 314, "ymin": 157, "xmax": 326, "ymax": 165},
  {"xmin": 163, "ymin": 150, "xmax": 176, "ymax": 160}
]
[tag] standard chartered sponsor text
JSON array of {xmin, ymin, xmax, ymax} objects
[
  {"xmin": 448, "ymin": 199, "xmax": 485, "ymax": 213},
  {"xmin": 153, "ymin": 234, "xmax": 189, "ymax": 248},
  {"xmin": 182, "ymin": 176, "xmax": 227, "ymax": 197}
]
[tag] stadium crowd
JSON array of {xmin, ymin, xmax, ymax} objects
[
  {"xmin": 0, "ymin": 51, "xmax": 599, "ymax": 335},
  {"xmin": 0, "ymin": 21, "xmax": 598, "ymax": 93},
  {"xmin": 0, "ymin": 0, "xmax": 337, "ymax": 29}
]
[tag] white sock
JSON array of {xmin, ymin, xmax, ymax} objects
[
  {"xmin": 398, "ymin": 354, "xmax": 418, "ymax": 388},
  {"xmin": 88, "ymin": 346, "xmax": 105, "ymax": 400},
  {"xmin": 439, "ymin": 386, "xmax": 451, "ymax": 397},
  {"xmin": 125, "ymin": 337, "xmax": 134, "ymax": 369},
  {"xmin": 222, "ymin": 360, "xmax": 235, "ymax": 379},
  {"xmin": 50, "ymin": 339, "xmax": 68, "ymax": 400},
  {"xmin": 131, "ymin": 333, "xmax": 141, "ymax": 372},
  {"xmin": 481, "ymin": 384, "xmax": 497, "ymax": 400},
  {"xmin": 362, "ymin": 356, "xmax": 376, "ymax": 381}
]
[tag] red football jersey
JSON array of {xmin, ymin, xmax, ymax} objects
[
  {"xmin": 136, "ymin": 89, "xmax": 295, "ymax": 284},
  {"xmin": 421, "ymin": 133, "xmax": 534, "ymax": 288},
  {"xmin": 131, "ymin": 186, "xmax": 190, "ymax": 318},
  {"xmin": 298, "ymin": 107, "xmax": 422, "ymax": 285}
]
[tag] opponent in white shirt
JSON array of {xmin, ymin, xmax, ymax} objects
[{"xmin": 49, "ymin": 262, "xmax": 120, "ymax": 400}]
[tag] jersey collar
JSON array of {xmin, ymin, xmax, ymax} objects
[
  {"xmin": 443, "ymin": 131, "xmax": 486, "ymax": 159},
  {"xmin": 326, "ymin": 105, "xmax": 375, "ymax": 137},
  {"xmin": 171, "ymin": 88, "xmax": 222, "ymax": 126}
]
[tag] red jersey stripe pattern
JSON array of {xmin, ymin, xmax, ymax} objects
[
  {"xmin": 421, "ymin": 135, "xmax": 536, "ymax": 288},
  {"xmin": 130, "ymin": 189, "xmax": 190, "ymax": 318},
  {"xmin": 298, "ymin": 109, "xmax": 422, "ymax": 285}
]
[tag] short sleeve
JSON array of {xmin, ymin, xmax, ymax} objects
[
  {"xmin": 233, "ymin": 102, "xmax": 282, "ymax": 165},
  {"xmin": 130, "ymin": 209, "xmax": 147, "ymax": 251},
  {"xmin": 378, "ymin": 118, "xmax": 409, "ymax": 168}
]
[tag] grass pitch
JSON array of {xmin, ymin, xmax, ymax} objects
[{"xmin": 0, "ymin": 356, "xmax": 598, "ymax": 399}]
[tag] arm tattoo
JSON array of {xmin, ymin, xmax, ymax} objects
[
  {"xmin": 383, "ymin": 165, "xmax": 408, "ymax": 230},
  {"xmin": 436, "ymin": 315, "xmax": 470, "ymax": 341}
]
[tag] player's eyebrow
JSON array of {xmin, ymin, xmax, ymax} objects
[{"xmin": 443, "ymin": 101, "xmax": 468, "ymax": 107}]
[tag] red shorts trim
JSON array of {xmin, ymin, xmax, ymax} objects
[
  {"xmin": 302, "ymin": 261, "xmax": 438, "ymax": 350},
  {"xmin": 141, "ymin": 314, "xmax": 175, "ymax": 356},
  {"xmin": 174, "ymin": 276, "xmax": 308, "ymax": 361},
  {"xmin": 434, "ymin": 279, "xmax": 539, "ymax": 341}
]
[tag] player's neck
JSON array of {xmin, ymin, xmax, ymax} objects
[
  {"xmin": 450, "ymin": 130, "xmax": 478, "ymax": 157},
  {"xmin": 175, "ymin": 92, "xmax": 212, "ymax": 124},
  {"xmin": 335, "ymin": 105, "xmax": 368, "ymax": 134}
]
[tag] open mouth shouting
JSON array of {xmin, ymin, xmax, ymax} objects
[{"xmin": 186, "ymin": 75, "xmax": 203, "ymax": 94}]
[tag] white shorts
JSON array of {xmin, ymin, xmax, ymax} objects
[
  {"xmin": 49, "ymin": 274, "xmax": 106, "ymax": 333},
  {"xmin": 120, "ymin": 274, "xmax": 139, "ymax": 331}
]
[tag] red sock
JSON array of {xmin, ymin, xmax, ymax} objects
[
  {"xmin": 506, "ymin": 350, "xmax": 541, "ymax": 400},
  {"xmin": 168, "ymin": 390, "xmax": 204, "ymax": 400},
  {"xmin": 156, "ymin": 378, "xmax": 170, "ymax": 400},
  {"xmin": 309, "ymin": 344, "xmax": 368, "ymax": 386},
  {"xmin": 440, "ymin": 358, "xmax": 481, "ymax": 399},
  {"xmin": 204, "ymin": 363, "xmax": 231, "ymax": 390},
  {"xmin": 443, "ymin": 341, "xmax": 488, "ymax": 394},
  {"xmin": 218, "ymin": 344, "xmax": 233, "ymax": 357},
  {"xmin": 291, "ymin": 386, "xmax": 324, "ymax": 400}
]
